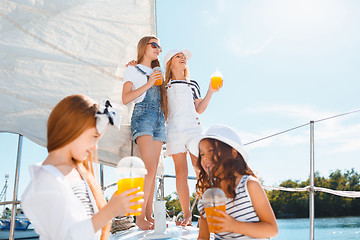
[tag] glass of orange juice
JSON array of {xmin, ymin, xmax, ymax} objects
[
  {"xmin": 116, "ymin": 156, "xmax": 147, "ymax": 216},
  {"xmin": 153, "ymin": 67, "xmax": 163, "ymax": 86},
  {"xmin": 211, "ymin": 68, "xmax": 223, "ymax": 90},
  {"xmin": 202, "ymin": 187, "xmax": 227, "ymax": 233}
]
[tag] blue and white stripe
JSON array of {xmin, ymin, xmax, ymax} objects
[
  {"xmin": 198, "ymin": 175, "xmax": 266, "ymax": 239},
  {"xmin": 71, "ymin": 180, "xmax": 95, "ymax": 217},
  {"xmin": 166, "ymin": 79, "xmax": 201, "ymax": 100}
]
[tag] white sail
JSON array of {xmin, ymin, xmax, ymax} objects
[{"xmin": 0, "ymin": 0, "xmax": 154, "ymax": 166}]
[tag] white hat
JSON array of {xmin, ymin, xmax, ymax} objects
[
  {"xmin": 189, "ymin": 124, "xmax": 249, "ymax": 163},
  {"xmin": 163, "ymin": 49, "xmax": 192, "ymax": 67}
]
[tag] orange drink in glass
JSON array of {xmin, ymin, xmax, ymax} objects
[
  {"xmin": 201, "ymin": 187, "xmax": 227, "ymax": 233},
  {"xmin": 116, "ymin": 177, "xmax": 144, "ymax": 216},
  {"xmin": 116, "ymin": 156, "xmax": 147, "ymax": 216},
  {"xmin": 211, "ymin": 69, "xmax": 223, "ymax": 90},
  {"xmin": 205, "ymin": 204, "xmax": 226, "ymax": 233},
  {"xmin": 153, "ymin": 67, "xmax": 163, "ymax": 86}
]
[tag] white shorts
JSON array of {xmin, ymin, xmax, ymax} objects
[{"xmin": 166, "ymin": 124, "xmax": 202, "ymax": 156}]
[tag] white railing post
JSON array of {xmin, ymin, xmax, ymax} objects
[{"xmin": 309, "ymin": 121, "xmax": 315, "ymax": 240}]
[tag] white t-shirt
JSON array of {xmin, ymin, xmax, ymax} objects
[
  {"xmin": 21, "ymin": 163, "xmax": 100, "ymax": 240},
  {"xmin": 123, "ymin": 64, "xmax": 153, "ymax": 103}
]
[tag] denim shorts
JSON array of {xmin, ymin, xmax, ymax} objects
[{"xmin": 131, "ymin": 105, "xmax": 166, "ymax": 143}]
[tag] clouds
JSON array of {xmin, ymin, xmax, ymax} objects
[
  {"xmin": 226, "ymin": 36, "xmax": 274, "ymax": 57},
  {"xmin": 243, "ymin": 38, "xmax": 273, "ymax": 56}
]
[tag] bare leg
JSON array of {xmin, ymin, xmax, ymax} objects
[
  {"xmin": 189, "ymin": 152, "xmax": 200, "ymax": 179},
  {"xmin": 172, "ymin": 153, "xmax": 192, "ymax": 226},
  {"xmin": 145, "ymin": 140, "xmax": 163, "ymax": 224},
  {"xmin": 135, "ymin": 135, "xmax": 160, "ymax": 230}
]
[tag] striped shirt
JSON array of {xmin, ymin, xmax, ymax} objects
[
  {"xmin": 198, "ymin": 175, "xmax": 268, "ymax": 240},
  {"xmin": 71, "ymin": 180, "xmax": 95, "ymax": 217},
  {"xmin": 166, "ymin": 79, "xmax": 201, "ymax": 100}
]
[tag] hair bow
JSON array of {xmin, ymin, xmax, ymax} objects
[{"xmin": 95, "ymin": 100, "xmax": 122, "ymax": 134}]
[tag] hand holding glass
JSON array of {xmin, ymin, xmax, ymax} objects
[
  {"xmin": 116, "ymin": 157, "xmax": 147, "ymax": 216},
  {"xmin": 202, "ymin": 187, "xmax": 227, "ymax": 233},
  {"xmin": 153, "ymin": 67, "xmax": 163, "ymax": 86},
  {"xmin": 211, "ymin": 69, "xmax": 223, "ymax": 90}
]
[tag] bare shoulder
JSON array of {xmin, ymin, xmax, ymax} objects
[
  {"xmin": 247, "ymin": 176, "xmax": 261, "ymax": 186},
  {"xmin": 246, "ymin": 176, "xmax": 264, "ymax": 195}
]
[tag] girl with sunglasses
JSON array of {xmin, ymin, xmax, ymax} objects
[{"xmin": 122, "ymin": 36, "xmax": 165, "ymax": 230}]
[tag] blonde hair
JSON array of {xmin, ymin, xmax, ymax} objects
[
  {"xmin": 137, "ymin": 36, "xmax": 160, "ymax": 68},
  {"xmin": 47, "ymin": 94, "xmax": 110, "ymax": 240},
  {"xmin": 160, "ymin": 55, "xmax": 190, "ymax": 120}
]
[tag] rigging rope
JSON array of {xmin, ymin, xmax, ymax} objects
[
  {"xmin": 263, "ymin": 186, "xmax": 360, "ymax": 198},
  {"xmin": 247, "ymin": 109, "xmax": 360, "ymax": 198},
  {"xmin": 244, "ymin": 108, "xmax": 360, "ymax": 146}
]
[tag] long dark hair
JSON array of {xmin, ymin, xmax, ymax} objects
[{"xmin": 196, "ymin": 138, "xmax": 256, "ymax": 199}]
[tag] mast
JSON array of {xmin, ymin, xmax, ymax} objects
[{"xmin": 0, "ymin": 174, "xmax": 9, "ymax": 213}]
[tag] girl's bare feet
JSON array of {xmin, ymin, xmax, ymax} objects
[
  {"xmin": 146, "ymin": 215, "xmax": 155, "ymax": 225},
  {"xmin": 136, "ymin": 217, "xmax": 154, "ymax": 230}
]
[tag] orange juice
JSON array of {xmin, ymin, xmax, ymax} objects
[
  {"xmin": 204, "ymin": 205, "xmax": 226, "ymax": 233},
  {"xmin": 211, "ymin": 76, "xmax": 223, "ymax": 89},
  {"xmin": 116, "ymin": 177, "xmax": 144, "ymax": 216},
  {"xmin": 154, "ymin": 71, "xmax": 163, "ymax": 86}
]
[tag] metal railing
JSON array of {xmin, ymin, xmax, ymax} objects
[{"xmin": 2, "ymin": 108, "xmax": 360, "ymax": 240}]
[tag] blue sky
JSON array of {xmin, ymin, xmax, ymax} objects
[{"xmin": 1, "ymin": 0, "xmax": 360, "ymax": 202}]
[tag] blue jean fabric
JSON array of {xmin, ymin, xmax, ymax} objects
[{"xmin": 131, "ymin": 84, "xmax": 166, "ymax": 143}]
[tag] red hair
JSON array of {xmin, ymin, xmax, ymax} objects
[{"xmin": 47, "ymin": 94, "xmax": 110, "ymax": 240}]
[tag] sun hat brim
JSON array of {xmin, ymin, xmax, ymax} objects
[
  {"xmin": 163, "ymin": 49, "xmax": 192, "ymax": 67},
  {"xmin": 188, "ymin": 125, "xmax": 249, "ymax": 163}
]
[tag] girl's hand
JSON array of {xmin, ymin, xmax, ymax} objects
[
  {"xmin": 126, "ymin": 60, "xmax": 137, "ymax": 67},
  {"xmin": 208, "ymin": 80, "xmax": 220, "ymax": 94},
  {"xmin": 107, "ymin": 188, "xmax": 144, "ymax": 217},
  {"xmin": 147, "ymin": 71, "xmax": 160, "ymax": 86},
  {"xmin": 207, "ymin": 208, "xmax": 236, "ymax": 233}
]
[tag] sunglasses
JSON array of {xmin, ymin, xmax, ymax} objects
[{"xmin": 147, "ymin": 42, "xmax": 162, "ymax": 52}]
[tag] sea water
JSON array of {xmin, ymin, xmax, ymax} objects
[
  {"xmin": 23, "ymin": 216, "xmax": 360, "ymax": 240},
  {"xmin": 274, "ymin": 216, "xmax": 360, "ymax": 240}
]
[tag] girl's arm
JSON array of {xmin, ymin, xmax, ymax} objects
[
  {"xmin": 210, "ymin": 178, "xmax": 278, "ymax": 238},
  {"xmin": 194, "ymin": 81, "xmax": 218, "ymax": 114},
  {"xmin": 122, "ymin": 72, "xmax": 157, "ymax": 105},
  {"xmin": 91, "ymin": 189, "xmax": 143, "ymax": 232},
  {"xmin": 197, "ymin": 215, "xmax": 210, "ymax": 240}
]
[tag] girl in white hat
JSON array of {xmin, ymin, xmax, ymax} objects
[
  {"xmin": 191, "ymin": 124, "xmax": 278, "ymax": 240},
  {"xmin": 161, "ymin": 49, "xmax": 218, "ymax": 226}
]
